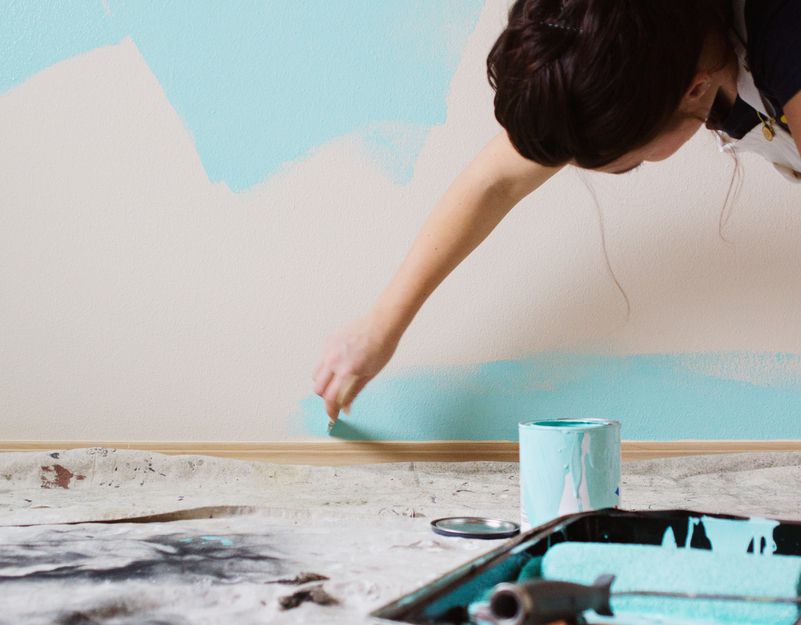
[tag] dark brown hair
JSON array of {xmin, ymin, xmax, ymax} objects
[{"xmin": 487, "ymin": 0, "xmax": 732, "ymax": 169}]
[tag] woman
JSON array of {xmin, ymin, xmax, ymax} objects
[{"xmin": 313, "ymin": 0, "xmax": 801, "ymax": 423}]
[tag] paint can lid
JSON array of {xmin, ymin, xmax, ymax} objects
[{"xmin": 430, "ymin": 517, "xmax": 520, "ymax": 540}]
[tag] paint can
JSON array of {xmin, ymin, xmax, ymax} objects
[{"xmin": 519, "ymin": 418, "xmax": 620, "ymax": 531}]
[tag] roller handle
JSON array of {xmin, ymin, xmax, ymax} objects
[{"xmin": 488, "ymin": 575, "xmax": 615, "ymax": 625}]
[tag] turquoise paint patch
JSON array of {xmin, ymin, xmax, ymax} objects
[
  {"xmin": 0, "ymin": 3, "xmax": 123, "ymax": 90},
  {"xmin": 297, "ymin": 353, "xmax": 801, "ymax": 440},
  {"xmin": 178, "ymin": 535, "xmax": 235, "ymax": 547},
  {"xmin": 1, "ymin": 1, "xmax": 483, "ymax": 190},
  {"xmin": 200, "ymin": 535, "xmax": 235, "ymax": 547}
]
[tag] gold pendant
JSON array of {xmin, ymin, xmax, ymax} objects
[{"xmin": 762, "ymin": 123, "xmax": 776, "ymax": 141}]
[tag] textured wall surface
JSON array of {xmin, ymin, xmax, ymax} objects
[{"xmin": 2, "ymin": 2, "xmax": 801, "ymax": 442}]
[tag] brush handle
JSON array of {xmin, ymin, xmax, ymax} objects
[{"xmin": 488, "ymin": 575, "xmax": 615, "ymax": 625}]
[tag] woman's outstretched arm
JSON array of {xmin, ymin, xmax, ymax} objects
[{"xmin": 312, "ymin": 131, "xmax": 561, "ymax": 422}]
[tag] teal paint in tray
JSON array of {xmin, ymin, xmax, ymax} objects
[
  {"xmin": 543, "ymin": 541, "xmax": 801, "ymax": 624},
  {"xmin": 519, "ymin": 418, "xmax": 620, "ymax": 530}
]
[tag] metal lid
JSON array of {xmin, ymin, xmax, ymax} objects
[{"xmin": 431, "ymin": 516, "xmax": 520, "ymax": 540}]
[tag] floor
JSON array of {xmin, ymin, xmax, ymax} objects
[{"xmin": 1, "ymin": 448, "xmax": 801, "ymax": 624}]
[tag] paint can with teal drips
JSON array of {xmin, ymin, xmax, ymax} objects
[{"xmin": 519, "ymin": 418, "xmax": 620, "ymax": 531}]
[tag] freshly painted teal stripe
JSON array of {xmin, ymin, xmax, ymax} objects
[
  {"xmin": 1, "ymin": 1, "xmax": 483, "ymax": 190},
  {"xmin": 297, "ymin": 353, "xmax": 801, "ymax": 440}
]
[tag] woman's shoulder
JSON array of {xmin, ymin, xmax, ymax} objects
[{"xmin": 744, "ymin": 0, "xmax": 801, "ymax": 109}]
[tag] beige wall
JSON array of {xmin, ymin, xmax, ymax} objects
[{"xmin": 2, "ymin": 3, "xmax": 800, "ymax": 442}]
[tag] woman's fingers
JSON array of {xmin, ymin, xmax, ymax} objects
[
  {"xmin": 324, "ymin": 396, "xmax": 340, "ymax": 422},
  {"xmin": 314, "ymin": 314, "xmax": 396, "ymax": 424},
  {"xmin": 323, "ymin": 372, "xmax": 350, "ymax": 421},
  {"xmin": 313, "ymin": 367, "xmax": 334, "ymax": 396},
  {"xmin": 341, "ymin": 377, "xmax": 368, "ymax": 415},
  {"xmin": 316, "ymin": 368, "xmax": 367, "ymax": 422},
  {"xmin": 335, "ymin": 374, "xmax": 359, "ymax": 407}
]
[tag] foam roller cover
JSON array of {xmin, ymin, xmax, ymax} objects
[{"xmin": 541, "ymin": 542, "xmax": 801, "ymax": 624}]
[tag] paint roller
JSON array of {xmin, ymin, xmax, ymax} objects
[{"xmin": 479, "ymin": 543, "xmax": 801, "ymax": 625}]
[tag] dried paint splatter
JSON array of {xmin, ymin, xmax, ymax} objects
[
  {"xmin": 40, "ymin": 465, "xmax": 86, "ymax": 489},
  {"xmin": 266, "ymin": 572, "xmax": 329, "ymax": 585},
  {"xmin": 278, "ymin": 584, "xmax": 339, "ymax": 610}
]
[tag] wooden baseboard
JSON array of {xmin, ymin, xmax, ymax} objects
[
  {"xmin": 622, "ymin": 440, "xmax": 801, "ymax": 460},
  {"xmin": 2, "ymin": 440, "xmax": 801, "ymax": 465}
]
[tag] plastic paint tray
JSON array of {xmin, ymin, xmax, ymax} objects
[{"xmin": 370, "ymin": 508, "xmax": 801, "ymax": 625}]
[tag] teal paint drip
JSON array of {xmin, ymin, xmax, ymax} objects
[
  {"xmin": 661, "ymin": 516, "xmax": 779, "ymax": 555},
  {"xmin": 698, "ymin": 516, "xmax": 779, "ymax": 555},
  {"xmin": 1, "ymin": 1, "xmax": 483, "ymax": 190},
  {"xmin": 296, "ymin": 353, "xmax": 801, "ymax": 440}
]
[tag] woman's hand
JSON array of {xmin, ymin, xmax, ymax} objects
[{"xmin": 313, "ymin": 313, "xmax": 400, "ymax": 422}]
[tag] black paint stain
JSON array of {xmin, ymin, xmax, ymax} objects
[
  {"xmin": 55, "ymin": 601, "xmax": 133, "ymax": 625},
  {"xmin": 57, "ymin": 611, "xmax": 184, "ymax": 625},
  {"xmin": 0, "ymin": 533, "xmax": 285, "ymax": 584},
  {"xmin": 266, "ymin": 571, "xmax": 329, "ymax": 585}
]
